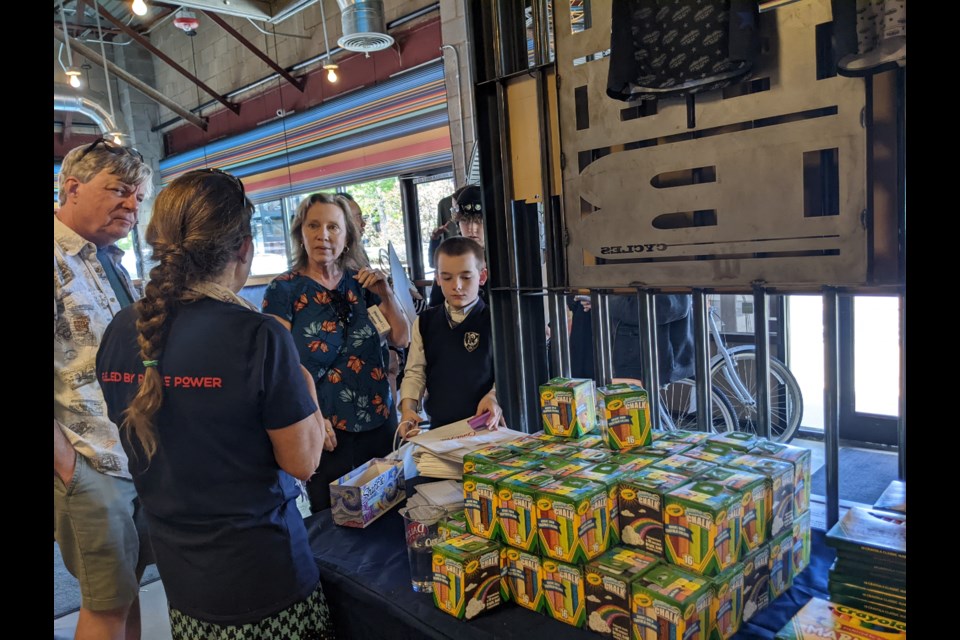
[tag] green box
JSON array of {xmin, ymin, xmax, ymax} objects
[
  {"xmin": 439, "ymin": 509, "xmax": 468, "ymax": 539},
  {"xmin": 708, "ymin": 431, "xmax": 759, "ymax": 452},
  {"xmin": 571, "ymin": 461, "xmax": 633, "ymax": 545},
  {"xmin": 496, "ymin": 469, "xmax": 555, "ymax": 552},
  {"xmin": 495, "ymin": 453, "xmax": 547, "ymax": 471},
  {"xmin": 742, "ymin": 544, "xmax": 770, "ymax": 622},
  {"xmin": 664, "ymin": 481, "xmax": 743, "ymax": 577},
  {"xmin": 791, "ymin": 510, "xmax": 811, "ymax": 577},
  {"xmin": 653, "ymin": 453, "xmax": 718, "ymax": 478},
  {"xmin": 727, "ymin": 454, "xmax": 795, "ymax": 538},
  {"xmin": 463, "ymin": 445, "xmax": 519, "ymax": 472},
  {"xmin": 463, "ymin": 462, "xmax": 520, "ymax": 540},
  {"xmin": 642, "ymin": 440, "xmax": 695, "ymax": 458},
  {"xmin": 596, "ymin": 383, "xmax": 652, "ymax": 450},
  {"xmin": 569, "ymin": 447, "xmax": 615, "ymax": 464},
  {"xmin": 431, "ymin": 533, "xmax": 503, "ymax": 620},
  {"xmin": 502, "ymin": 547, "xmax": 543, "ymax": 612},
  {"xmin": 536, "ymin": 476, "xmax": 611, "ymax": 564},
  {"xmin": 631, "ymin": 564, "xmax": 712, "ymax": 640},
  {"xmin": 656, "ymin": 430, "xmax": 711, "ymax": 446},
  {"xmin": 750, "ymin": 439, "xmax": 812, "ymax": 516},
  {"xmin": 609, "ymin": 451, "xmax": 660, "ymax": 473},
  {"xmin": 701, "ymin": 466, "xmax": 769, "ymax": 556},
  {"xmin": 576, "ymin": 434, "xmax": 608, "ymax": 448},
  {"xmin": 768, "ymin": 529, "xmax": 794, "ymax": 601},
  {"xmin": 584, "ymin": 546, "xmax": 659, "ymax": 639},
  {"xmin": 539, "ymin": 455, "xmax": 595, "ymax": 477},
  {"xmin": 542, "ymin": 558, "xmax": 587, "ymax": 627},
  {"xmin": 539, "ymin": 377, "xmax": 597, "ymax": 438},
  {"xmin": 534, "ymin": 441, "xmax": 581, "ymax": 459},
  {"xmin": 618, "ymin": 467, "xmax": 690, "ymax": 557},
  {"xmin": 709, "ymin": 564, "xmax": 745, "ymax": 640},
  {"xmin": 683, "ymin": 442, "xmax": 740, "ymax": 466}
]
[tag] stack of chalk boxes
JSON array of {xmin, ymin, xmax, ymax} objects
[{"xmin": 430, "ymin": 377, "xmax": 812, "ymax": 640}]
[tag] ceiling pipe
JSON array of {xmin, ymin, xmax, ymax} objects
[
  {"xmin": 54, "ymin": 88, "xmax": 119, "ymax": 134},
  {"xmin": 54, "ymin": 26, "xmax": 208, "ymax": 131}
]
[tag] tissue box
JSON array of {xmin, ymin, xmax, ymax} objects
[{"xmin": 329, "ymin": 457, "xmax": 405, "ymax": 528}]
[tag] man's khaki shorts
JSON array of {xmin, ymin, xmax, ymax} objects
[{"xmin": 54, "ymin": 454, "xmax": 152, "ymax": 612}]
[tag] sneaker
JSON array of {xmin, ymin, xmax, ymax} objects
[{"xmin": 838, "ymin": 35, "xmax": 905, "ymax": 76}]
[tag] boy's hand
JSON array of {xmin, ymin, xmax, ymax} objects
[
  {"xmin": 322, "ymin": 418, "xmax": 338, "ymax": 452},
  {"xmin": 474, "ymin": 393, "xmax": 503, "ymax": 430},
  {"xmin": 399, "ymin": 409, "xmax": 423, "ymax": 439}
]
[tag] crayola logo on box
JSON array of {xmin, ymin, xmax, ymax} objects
[
  {"xmin": 497, "ymin": 470, "xmax": 554, "ymax": 552},
  {"xmin": 463, "ymin": 462, "xmax": 521, "ymax": 541},
  {"xmin": 539, "ymin": 377, "xmax": 596, "ymax": 438},
  {"xmin": 596, "ymin": 382, "xmax": 651, "ymax": 450},
  {"xmin": 585, "ymin": 547, "xmax": 658, "ymax": 639},
  {"xmin": 432, "ymin": 534, "xmax": 503, "ymax": 620},
  {"xmin": 535, "ymin": 477, "xmax": 610, "ymax": 564},
  {"xmin": 663, "ymin": 481, "xmax": 743, "ymax": 577},
  {"xmin": 541, "ymin": 559, "xmax": 586, "ymax": 627}
]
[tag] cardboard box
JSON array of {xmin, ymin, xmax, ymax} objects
[
  {"xmin": 569, "ymin": 447, "xmax": 615, "ymax": 464},
  {"xmin": 570, "ymin": 461, "xmax": 633, "ymax": 545},
  {"xmin": 534, "ymin": 441, "xmax": 581, "ymax": 459},
  {"xmin": 643, "ymin": 439, "xmax": 695, "ymax": 458},
  {"xmin": 700, "ymin": 466, "xmax": 769, "ymax": 556},
  {"xmin": 663, "ymin": 481, "xmax": 743, "ymax": 577},
  {"xmin": 431, "ymin": 534, "xmax": 503, "ymax": 620},
  {"xmin": 463, "ymin": 445, "xmax": 518, "ymax": 471},
  {"xmin": 792, "ymin": 510, "xmax": 811, "ymax": 577},
  {"xmin": 742, "ymin": 544, "xmax": 771, "ymax": 622},
  {"xmin": 768, "ymin": 529, "xmax": 794, "ymax": 601},
  {"xmin": 503, "ymin": 547, "xmax": 543, "ymax": 612},
  {"xmin": 608, "ymin": 450, "xmax": 660, "ymax": 473},
  {"xmin": 652, "ymin": 453, "xmax": 718, "ymax": 478},
  {"xmin": 709, "ymin": 564, "xmax": 745, "ymax": 640},
  {"xmin": 539, "ymin": 455, "xmax": 595, "ymax": 477},
  {"xmin": 496, "ymin": 469, "xmax": 555, "ymax": 552},
  {"xmin": 539, "ymin": 377, "xmax": 597, "ymax": 437},
  {"xmin": 727, "ymin": 454, "xmax": 795, "ymax": 537},
  {"xmin": 656, "ymin": 429, "xmax": 711, "ymax": 446},
  {"xmin": 329, "ymin": 457, "xmax": 405, "ymax": 528},
  {"xmin": 463, "ymin": 462, "xmax": 520, "ymax": 541},
  {"xmin": 584, "ymin": 547, "xmax": 659, "ymax": 639},
  {"xmin": 542, "ymin": 559, "xmax": 587, "ymax": 627},
  {"xmin": 631, "ymin": 564, "xmax": 712, "ymax": 640},
  {"xmin": 750, "ymin": 439, "xmax": 812, "ymax": 516},
  {"xmin": 708, "ymin": 431, "xmax": 759, "ymax": 452},
  {"xmin": 618, "ymin": 467, "xmax": 690, "ymax": 557},
  {"xmin": 439, "ymin": 510, "xmax": 468, "ymax": 539},
  {"xmin": 683, "ymin": 442, "xmax": 740, "ymax": 466},
  {"xmin": 596, "ymin": 382, "xmax": 652, "ymax": 450},
  {"xmin": 536, "ymin": 476, "xmax": 611, "ymax": 563}
]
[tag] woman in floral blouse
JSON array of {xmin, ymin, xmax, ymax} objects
[{"xmin": 264, "ymin": 193, "xmax": 409, "ymax": 512}]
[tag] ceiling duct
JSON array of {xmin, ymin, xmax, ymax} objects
[
  {"xmin": 54, "ymin": 89, "xmax": 120, "ymax": 135},
  {"xmin": 168, "ymin": 1, "xmax": 319, "ymax": 25},
  {"xmin": 336, "ymin": 0, "xmax": 394, "ymax": 53}
]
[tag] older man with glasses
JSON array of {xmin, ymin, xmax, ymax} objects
[{"xmin": 54, "ymin": 137, "xmax": 154, "ymax": 640}]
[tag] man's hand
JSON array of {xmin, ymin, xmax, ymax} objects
[
  {"xmin": 399, "ymin": 408, "xmax": 423, "ymax": 439},
  {"xmin": 430, "ymin": 220, "xmax": 453, "ymax": 241},
  {"xmin": 53, "ymin": 419, "xmax": 77, "ymax": 485},
  {"xmin": 475, "ymin": 393, "xmax": 503, "ymax": 430},
  {"xmin": 322, "ymin": 417, "xmax": 338, "ymax": 452}
]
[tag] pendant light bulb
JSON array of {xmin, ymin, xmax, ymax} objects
[
  {"xmin": 113, "ymin": 134, "xmax": 123, "ymax": 145},
  {"xmin": 132, "ymin": 0, "xmax": 148, "ymax": 16},
  {"xmin": 66, "ymin": 66, "xmax": 83, "ymax": 89},
  {"xmin": 324, "ymin": 63, "xmax": 339, "ymax": 83}
]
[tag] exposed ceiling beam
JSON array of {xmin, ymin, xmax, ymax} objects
[
  {"xmin": 201, "ymin": 10, "xmax": 306, "ymax": 92},
  {"xmin": 54, "ymin": 26, "xmax": 209, "ymax": 131},
  {"xmin": 78, "ymin": 0, "xmax": 241, "ymax": 115}
]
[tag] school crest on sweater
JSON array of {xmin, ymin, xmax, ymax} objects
[{"xmin": 464, "ymin": 331, "xmax": 480, "ymax": 352}]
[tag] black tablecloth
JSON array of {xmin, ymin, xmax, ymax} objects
[{"xmin": 307, "ymin": 504, "xmax": 833, "ymax": 639}]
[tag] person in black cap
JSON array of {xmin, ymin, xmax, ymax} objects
[{"xmin": 427, "ymin": 184, "xmax": 486, "ymax": 308}]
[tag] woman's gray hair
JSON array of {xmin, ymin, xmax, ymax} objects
[
  {"xmin": 58, "ymin": 140, "xmax": 154, "ymax": 206},
  {"xmin": 289, "ymin": 193, "xmax": 365, "ymax": 272}
]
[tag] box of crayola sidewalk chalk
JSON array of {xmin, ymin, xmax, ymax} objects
[
  {"xmin": 584, "ymin": 547, "xmax": 659, "ymax": 639},
  {"xmin": 791, "ymin": 510, "xmax": 811, "ymax": 577},
  {"xmin": 750, "ymin": 439, "xmax": 812, "ymax": 516},
  {"xmin": 539, "ymin": 377, "xmax": 597, "ymax": 437},
  {"xmin": 741, "ymin": 543, "xmax": 771, "ymax": 623},
  {"xmin": 663, "ymin": 480, "xmax": 743, "ymax": 577},
  {"xmin": 503, "ymin": 547, "xmax": 544, "ymax": 612},
  {"xmin": 726, "ymin": 454, "xmax": 795, "ymax": 538},
  {"xmin": 463, "ymin": 462, "xmax": 520, "ymax": 541},
  {"xmin": 570, "ymin": 461, "xmax": 634, "ymax": 545},
  {"xmin": 542, "ymin": 558, "xmax": 587, "ymax": 627},
  {"xmin": 618, "ymin": 467, "xmax": 690, "ymax": 557},
  {"xmin": 708, "ymin": 431, "xmax": 759, "ymax": 452},
  {"xmin": 496, "ymin": 469, "xmax": 555, "ymax": 552},
  {"xmin": 768, "ymin": 528, "xmax": 794, "ymax": 601},
  {"xmin": 536, "ymin": 476, "xmax": 611, "ymax": 564},
  {"xmin": 709, "ymin": 564, "xmax": 745, "ymax": 640},
  {"xmin": 631, "ymin": 564, "xmax": 712, "ymax": 640},
  {"xmin": 596, "ymin": 382, "xmax": 652, "ymax": 450},
  {"xmin": 431, "ymin": 533, "xmax": 503, "ymax": 620},
  {"xmin": 700, "ymin": 466, "xmax": 769, "ymax": 556}
]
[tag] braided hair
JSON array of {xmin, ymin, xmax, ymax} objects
[{"xmin": 122, "ymin": 169, "xmax": 252, "ymax": 461}]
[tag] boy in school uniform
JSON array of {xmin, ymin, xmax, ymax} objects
[{"xmin": 398, "ymin": 236, "xmax": 502, "ymax": 437}]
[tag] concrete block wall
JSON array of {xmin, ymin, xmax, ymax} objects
[{"xmin": 439, "ymin": 0, "xmax": 476, "ymax": 188}]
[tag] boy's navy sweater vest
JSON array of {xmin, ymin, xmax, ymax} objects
[{"xmin": 420, "ymin": 298, "xmax": 494, "ymax": 428}]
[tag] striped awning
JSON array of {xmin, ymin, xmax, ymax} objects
[{"xmin": 160, "ymin": 61, "xmax": 452, "ymax": 203}]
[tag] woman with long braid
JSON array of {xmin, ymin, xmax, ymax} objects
[{"xmin": 95, "ymin": 169, "xmax": 335, "ymax": 640}]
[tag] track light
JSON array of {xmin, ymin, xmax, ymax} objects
[
  {"xmin": 324, "ymin": 63, "xmax": 339, "ymax": 83},
  {"xmin": 131, "ymin": 0, "xmax": 148, "ymax": 16},
  {"xmin": 66, "ymin": 66, "xmax": 83, "ymax": 88}
]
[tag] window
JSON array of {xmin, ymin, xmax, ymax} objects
[
  {"xmin": 340, "ymin": 178, "xmax": 405, "ymax": 271},
  {"xmin": 116, "ymin": 229, "xmax": 142, "ymax": 281},
  {"xmin": 250, "ymin": 200, "xmax": 289, "ymax": 276},
  {"xmin": 416, "ymin": 176, "xmax": 456, "ymax": 279}
]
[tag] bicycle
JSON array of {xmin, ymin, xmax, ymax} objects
[{"xmin": 658, "ymin": 306, "xmax": 804, "ymax": 443}]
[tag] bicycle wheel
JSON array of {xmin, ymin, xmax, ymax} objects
[
  {"xmin": 709, "ymin": 346, "xmax": 804, "ymax": 443},
  {"xmin": 658, "ymin": 379, "xmax": 737, "ymax": 433}
]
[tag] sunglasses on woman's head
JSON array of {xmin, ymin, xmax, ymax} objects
[
  {"xmin": 77, "ymin": 137, "xmax": 144, "ymax": 163},
  {"xmin": 195, "ymin": 167, "xmax": 246, "ymax": 197}
]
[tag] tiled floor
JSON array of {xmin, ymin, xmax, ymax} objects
[{"xmin": 53, "ymin": 435, "xmax": 899, "ymax": 640}]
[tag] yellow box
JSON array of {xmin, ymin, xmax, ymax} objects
[
  {"xmin": 496, "ymin": 469, "xmax": 555, "ymax": 552},
  {"xmin": 585, "ymin": 547, "xmax": 659, "ymax": 639},
  {"xmin": 542, "ymin": 559, "xmax": 586, "ymax": 627},
  {"xmin": 463, "ymin": 462, "xmax": 520, "ymax": 541},
  {"xmin": 768, "ymin": 529, "xmax": 794, "ymax": 601},
  {"xmin": 631, "ymin": 564, "xmax": 712, "ymax": 640},
  {"xmin": 539, "ymin": 377, "xmax": 597, "ymax": 437},
  {"xmin": 727, "ymin": 454, "xmax": 795, "ymax": 538},
  {"xmin": 536, "ymin": 476, "xmax": 611, "ymax": 563},
  {"xmin": 750, "ymin": 439, "xmax": 812, "ymax": 516},
  {"xmin": 700, "ymin": 466, "xmax": 769, "ymax": 556},
  {"xmin": 431, "ymin": 533, "xmax": 503, "ymax": 620},
  {"xmin": 570, "ymin": 461, "xmax": 633, "ymax": 545},
  {"xmin": 618, "ymin": 467, "xmax": 690, "ymax": 557},
  {"xmin": 709, "ymin": 564, "xmax": 745, "ymax": 640},
  {"xmin": 597, "ymin": 382, "xmax": 652, "ymax": 450},
  {"xmin": 502, "ymin": 547, "xmax": 543, "ymax": 612},
  {"xmin": 663, "ymin": 481, "xmax": 743, "ymax": 577}
]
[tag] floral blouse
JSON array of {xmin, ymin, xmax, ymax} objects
[{"xmin": 263, "ymin": 270, "xmax": 392, "ymax": 433}]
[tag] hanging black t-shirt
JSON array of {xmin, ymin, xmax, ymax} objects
[{"xmin": 96, "ymin": 299, "xmax": 320, "ymax": 624}]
